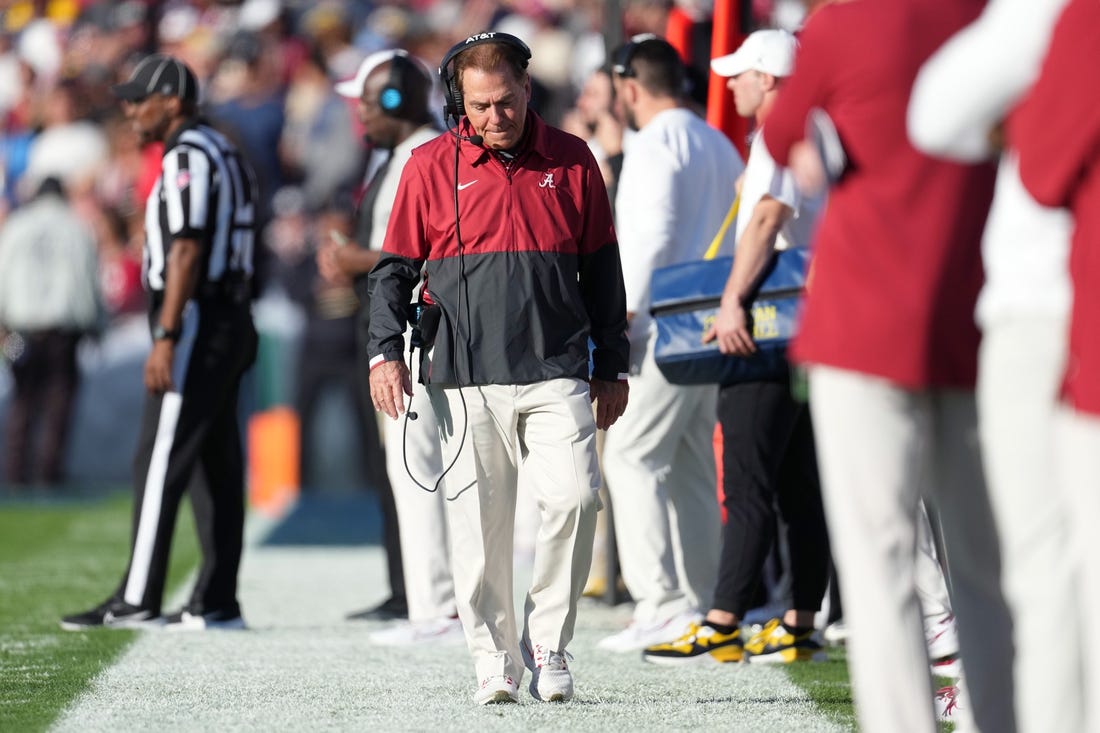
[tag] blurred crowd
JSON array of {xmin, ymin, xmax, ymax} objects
[
  {"xmin": 0, "ymin": 0, "xmax": 797, "ymax": 488},
  {"xmin": 0, "ymin": 0, "xmax": 745, "ymax": 323}
]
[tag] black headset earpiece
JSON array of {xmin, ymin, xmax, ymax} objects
[
  {"xmin": 437, "ymin": 31, "xmax": 532, "ymax": 124},
  {"xmin": 611, "ymin": 33, "xmax": 661, "ymax": 79}
]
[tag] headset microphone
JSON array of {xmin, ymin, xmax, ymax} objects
[{"xmin": 447, "ymin": 126, "xmax": 483, "ymax": 147}]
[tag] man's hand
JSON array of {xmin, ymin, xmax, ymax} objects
[
  {"xmin": 144, "ymin": 340, "xmax": 175, "ymax": 393},
  {"xmin": 590, "ymin": 378, "xmax": 629, "ymax": 430},
  {"xmin": 316, "ymin": 242, "xmax": 349, "ymax": 285},
  {"xmin": 704, "ymin": 300, "xmax": 756, "ymax": 356},
  {"xmin": 370, "ymin": 360, "xmax": 413, "ymax": 419}
]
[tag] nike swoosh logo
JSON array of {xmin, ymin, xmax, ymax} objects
[{"xmin": 457, "ymin": 180, "xmax": 478, "ymax": 191}]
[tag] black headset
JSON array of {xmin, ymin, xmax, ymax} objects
[
  {"xmin": 610, "ymin": 33, "xmax": 661, "ymax": 79},
  {"xmin": 378, "ymin": 50, "xmax": 427, "ymax": 119},
  {"xmin": 437, "ymin": 31, "xmax": 531, "ymax": 124}
]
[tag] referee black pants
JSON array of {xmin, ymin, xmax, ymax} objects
[
  {"xmin": 713, "ymin": 379, "xmax": 830, "ymax": 618},
  {"xmin": 117, "ymin": 299, "xmax": 257, "ymax": 615}
]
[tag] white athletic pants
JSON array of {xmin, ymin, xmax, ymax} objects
[
  {"xmin": 979, "ymin": 315, "xmax": 1083, "ymax": 733},
  {"xmin": 915, "ymin": 501, "xmax": 952, "ymax": 623},
  {"xmin": 1055, "ymin": 407, "xmax": 1100, "ymax": 732},
  {"xmin": 602, "ymin": 340, "xmax": 721, "ymax": 624},
  {"xmin": 427, "ymin": 378, "xmax": 599, "ymax": 684},
  {"xmin": 381, "ymin": 333, "xmax": 455, "ymax": 623},
  {"xmin": 808, "ymin": 366, "xmax": 1013, "ymax": 733}
]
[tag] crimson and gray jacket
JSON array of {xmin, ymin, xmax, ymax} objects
[{"xmin": 366, "ymin": 111, "xmax": 629, "ymax": 386}]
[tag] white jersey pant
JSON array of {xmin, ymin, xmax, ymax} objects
[
  {"xmin": 1055, "ymin": 408, "xmax": 1100, "ymax": 731},
  {"xmin": 381, "ymin": 333, "xmax": 455, "ymax": 623},
  {"xmin": 426, "ymin": 378, "xmax": 599, "ymax": 685},
  {"xmin": 602, "ymin": 339, "xmax": 721, "ymax": 624},
  {"xmin": 915, "ymin": 501, "xmax": 952, "ymax": 622},
  {"xmin": 808, "ymin": 366, "xmax": 1012, "ymax": 733},
  {"xmin": 980, "ymin": 315, "xmax": 1083, "ymax": 733}
]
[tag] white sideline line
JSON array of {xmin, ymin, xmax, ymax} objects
[{"xmin": 52, "ymin": 517, "xmax": 845, "ymax": 732}]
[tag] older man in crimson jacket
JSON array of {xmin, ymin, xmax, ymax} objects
[{"xmin": 366, "ymin": 32, "xmax": 629, "ymax": 706}]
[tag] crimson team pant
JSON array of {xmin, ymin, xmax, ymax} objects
[
  {"xmin": 118, "ymin": 299, "xmax": 257, "ymax": 615},
  {"xmin": 427, "ymin": 378, "xmax": 599, "ymax": 685}
]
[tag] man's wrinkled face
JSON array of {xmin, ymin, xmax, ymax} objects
[{"xmin": 461, "ymin": 64, "xmax": 531, "ymax": 150}]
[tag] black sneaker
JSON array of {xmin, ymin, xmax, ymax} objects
[
  {"xmin": 60, "ymin": 598, "xmax": 161, "ymax": 631},
  {"xmin": 346, "ymin": 595, "xmax": 408, "ymax": 621},
  {"xmin": 163, "ymin": 608, "xmax": 246, "ymax": 631}
]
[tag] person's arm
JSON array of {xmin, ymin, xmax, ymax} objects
[
  {"xmin": 578, "ymin": 150, "xmax": 629, "ymax": 429},
  {"xmin": 1012, "ymin": 0, "xmax": 1100, "ymax": 209},
  {"xmin": 908, "ymin": 0, "xmax": 1070, "ymax": 162},
  {"xmin": 145, "ymin": 143, "xmax": 211, "ymax": 393},
  {"xmin": 144, "ymin": 237, "xmax": 202, "ymax": 393},
  {"xmin": 367, "ymin": 157, "xmax": 427, "ymax": 419},
  {"xmin": 614, "ymin": 134, "xmax": 678, "ymax": 326},
  {"xmin": 704, "ymin": 196, "xmax": 792, "ymax": 355},
  {"xmin": 327, "ymin": 239, "xmax": 384, "ymax": 278},
  {"xmin": 760, "ymin": 10, "xmax": 835, "ymax": 167}
]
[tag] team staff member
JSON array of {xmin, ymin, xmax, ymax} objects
[
  {"xmin": 597, "ymin": 34, "xmax": 738, "ymax": 654},
  {"xmin": 324, "ymin": 50, "xmax": 460, "ymax": 642},
  {"xmin": 643, "ymin": 29, "xmax": 829, "ymax": 666},
  {"xmin": 762, "ymin": 1, "xmax": 1011, "ymax": 730},
  {"xmin": 1013, "ymin": 1, "xmax": 1100, "ymax": 725},
  {"xmin": 61, "ymin": 55, "xmax": 258, "ymax": 631},
  {"xmin": 367, "ymin": 32, "xmax": 629, "ymax": 705}
]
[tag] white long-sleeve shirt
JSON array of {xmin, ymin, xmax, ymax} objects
[
  {"xmin": 907, "ymin": 0, "xmax": 1071, "ymax": 326},
  {"xmin": 0, "ymin": 194, "xmax": 101, "ymax": 332},
  {"xmin": 615, "ymin": 107, "xmax": 744, "ymax": 345}
]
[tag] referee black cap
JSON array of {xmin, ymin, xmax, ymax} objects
[{"xmin": 112, "ymin": 54, "xmax": 199, "ymax": 104}]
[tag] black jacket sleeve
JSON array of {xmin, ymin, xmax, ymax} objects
[{"xmin": 366, "ymin": 253, "xmax": 420, "ymax": 365}]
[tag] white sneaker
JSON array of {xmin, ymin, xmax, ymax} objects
[
  {"xmin": 925, "ymin": 612, "xmax": 962, "ymax": 678},
  {"xmin": 368, "ymin": 617, "xmax": 464, "ymax": 646},
  {"xmin": 821, "ymin": 619, "xmax": 848, "ymax": 646},
  {"xmin": 522, "ymin": 642, "xmax": 574, "ymax": 702},
  {"xmin": 163, "ymin": 609, "xmax": 246, "ymax": 631},
  {"xmin": 596, "ymin": 611, "xmax": 701, "ymax": 652},
  {"xmin": 474, "ymin": 675, "xmax": 519, "ymax": 705},
  {"xmin": 935, "ymin": 679, "xmax": 977, "ymax": 730},
  {"xmin": 925, "ymin": 612, "xmax": 959, "ymax": 660}
]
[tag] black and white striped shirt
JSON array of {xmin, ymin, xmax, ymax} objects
[{"xmin": 143, "ymin": 119, "xmax": 257, "ymax": 295}]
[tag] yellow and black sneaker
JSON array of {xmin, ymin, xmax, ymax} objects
[
  {"xmin": 743, "ymin": 618, "xmax": 827, "ymax": 663},
  {"xmin": 642, "ymin": 622, "xmax": 744, "ymax": 665}
]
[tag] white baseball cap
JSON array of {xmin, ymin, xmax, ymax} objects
[
  {"xmin": 710, "ymin": 29, "xmax": 798, "ymax": 79},
  {"xmin": 334, "ymin": 49, "xmax": 409, "ymax": 99}
]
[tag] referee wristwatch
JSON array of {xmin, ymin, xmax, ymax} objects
[{"xmin": 152, "ymin": 324, "xmax": 181, "ymax": 343}]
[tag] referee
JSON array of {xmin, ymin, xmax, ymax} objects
[{"xmin": 62, "ymin": 55, "xmax": 259, "ymax": 631}]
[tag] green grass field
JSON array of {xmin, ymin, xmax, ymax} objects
[
  {"xmin": 0, "ymin": 492, "xmax": 199, "ymax": 732},
  {"xmin": 0, "ymin": 492, "xmax": 959, "ymax": 731}
]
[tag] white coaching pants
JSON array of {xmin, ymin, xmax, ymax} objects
[
  {"xmin": 979, "ymin": 315, "xmax": 1083, "ymax": 733},
  {"xmin": 808, "ymin": 366, "xmax": 1013, "ymax": 733},
  {"xmin": 381, "ymin": 333, "xmax": 455, "ymax": 623},
  {"xmin": 1055, "ymin": 407, "xmax": 1100, "ymax": 732},
  {"xmin": 427, "ymin": 378, "xmax": 599, "ymax": 684},
  {"xmin": 602, "ymin": 340, "xmax": 721, "ymax": 624}
]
